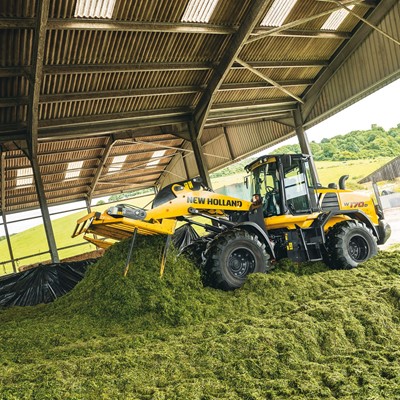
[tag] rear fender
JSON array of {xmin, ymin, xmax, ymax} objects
[
  {"xmin": 235, "ymin": 221, "xmax": 275, "ymax": 259},
  {"xmin": 320, "ymin": 210, "xmax": 379, "ymax": 238}
]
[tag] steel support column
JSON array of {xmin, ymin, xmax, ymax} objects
[
  {"xmin": 293, "ymin": 107, "xmax": 320, "ymax": 185},
  {"xmin": 0, "ymin": 150, "xmax": 16, "ymax": 273},
  {"xmin": 87, "ymin": 136, "xmax": 115, "ymax": 204},
  {"xmin": 26, "ymin": 0, "xmax": 59, "ymax": 263},
  {"xmin": 188, "ymin": 121, "xmax": 212, "ymax": 188},
  {"xmin": 85, "ymin": 198, "xmax": 92, "ymax": 213},
  {"xmin": 0, "ymin": 213, "xmax": 16, "ymax": 273},
  {"xmin": 30, "ymin": 156, "xmax": 60, "ymax": 263}
]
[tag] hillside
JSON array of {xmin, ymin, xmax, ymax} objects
[
  {"xmin": 273, "ymin": 124, "xmax": 400, "ymax": 161},
  {"xmin": 1, "ymin": 237, "xmax": 400, "ymax": 399}
]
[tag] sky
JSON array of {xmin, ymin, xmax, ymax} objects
[{"xmin": 1, "ymin": 78, "xmax": 399, "ymax": 236}]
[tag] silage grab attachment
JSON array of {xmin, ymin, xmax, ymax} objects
[{"xmin": 72, "ymin": 178, "xmax": 253, "ymax": 275}]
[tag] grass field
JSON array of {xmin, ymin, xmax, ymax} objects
[{"xmin": 0, "ymin": 157, "xmax": 393, "ymax": 274}]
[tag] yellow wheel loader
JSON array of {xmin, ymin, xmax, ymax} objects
[{"xmin": 73, "ymin": 154, "xmax": 391, "ymax": 290}]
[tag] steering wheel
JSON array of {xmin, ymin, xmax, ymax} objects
[{"xmin": 265, "ymin": 186, "xmax": 275, "ymax": 194}]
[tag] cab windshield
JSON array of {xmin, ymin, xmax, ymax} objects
[{"xmin": 283, "ymin": 161, "xmax": 311, "ymax": 213}]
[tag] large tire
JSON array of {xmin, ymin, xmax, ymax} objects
[
  {"xmin": 324, "ymin": 220, "xmax": 378, "ymax": 269},
  {"xmin": 202, "ymin": 229, "xmax": 271, "ymax": 290}
]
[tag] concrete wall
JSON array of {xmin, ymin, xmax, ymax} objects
[
  {"xmin": 215, "ymin": 182, "xmax": 251, "ymax": 201},
  {"xmin": 381, "ymin": 193, "xmax": 400, "ymax": 209}
]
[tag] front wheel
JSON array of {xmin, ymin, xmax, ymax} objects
[
  {"xmin": 202, "ymin": 229, "xmax": 271, "ymax": 290},
  {"xmin": 324, "ymin": 220, "xmax": 378, "ymax": 269}
]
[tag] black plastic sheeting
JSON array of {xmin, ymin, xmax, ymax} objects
[
  {"xmin": 0, "ymin": 259, "xmax": 96, "ymax": 308},
  {"xmin": 172, "ymin": 224, "xmax": 200, "ymax": 252}
]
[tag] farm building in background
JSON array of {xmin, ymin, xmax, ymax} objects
[{"xmin": 358, "ymin": 156, "xmax": 400, "ymax": 208}]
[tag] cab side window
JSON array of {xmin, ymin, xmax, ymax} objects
[{"xmin": 283, "ymin": 162, "xmax": 310, "ymax": 213}]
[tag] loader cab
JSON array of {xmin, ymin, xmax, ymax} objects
[{"xmin": 247, "ymin": 154, "xmax": 319, "ymax": 217}]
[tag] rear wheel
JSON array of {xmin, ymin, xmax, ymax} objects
[
  {"xmin": 324, "ymin": 220, "xmax": 378, "ymax": 269},
  {"xmin": 202, "ymin": 229, "xmax": 271, "ymax": 290}
]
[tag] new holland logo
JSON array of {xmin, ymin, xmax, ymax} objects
[{"xmin": 187, "ymin": 196, "xmax": 242, "ymax": 207}]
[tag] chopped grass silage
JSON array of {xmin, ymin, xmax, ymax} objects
[{"xmin": 1, "ymin": 237, "xmax": 400, "ymax": 399}]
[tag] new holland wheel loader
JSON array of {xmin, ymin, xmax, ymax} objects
[{"xmin": 73, "ymin": 154, "xmax": 391, "ymax": 290}]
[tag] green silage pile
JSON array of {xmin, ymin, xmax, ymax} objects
[{"xmin": 1, "ymin": 237, "xmax": 400, "ymax": 399}]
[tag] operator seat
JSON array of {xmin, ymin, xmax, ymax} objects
[{"xmin": 263, "ymin": 190, "xmax": 281, "ymax": 217}]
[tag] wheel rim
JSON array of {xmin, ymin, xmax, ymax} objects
[
  {"xmin": 348, "ymin": 235, "xmax": 369, "ymax": 262},
  {"xmin": 227, "ymin": 247, "xmax": 256, "ymax": 278}
]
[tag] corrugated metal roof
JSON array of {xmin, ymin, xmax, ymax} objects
[{"xmin": 0, "ymin": 0, "xmax": 399, "ymax": 214}]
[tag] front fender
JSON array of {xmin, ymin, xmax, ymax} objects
[{"xmin": 235, "ymin": 221, "xmax": 275, "ymax": 259}]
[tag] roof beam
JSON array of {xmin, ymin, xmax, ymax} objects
[
  {"xmin": 93, "ymin": 179, "xmax": 157, "ymax": 192},
  {"xmin": 252, "ymin": 28, "xmax": 351, "ymax": 39},
  {"xmin": 0, "ymin": 98, "xmax": 29, "ymax": 107},
  {"xmin": 0, "ymin": 19, "xmax": 361, "ymax": 40},
  {"xmin": 0, "ymin": 61, "xmax": 327, "ymax": 78},
  {"xmin": 47, "ymin": 19, "xmax": 237, "ymax": 34},
  {"xmin": 0, "ymin": 66, "xmax": 31, "ymax": 78},
  {"xmin": 205, "ymin": 112, "xmax": 292, "ymax": 127},
  {"xmin": 210, "ymin": 98, "xmax": 297, "ymax": 113},
  {"xmin": 0, "ymin": 99, "xmax": 297, "ymax": 142},
  {"xmin": 6, "ymin": 146, "xmax": 182, "ymax": 168},
  {"xmin": 207, "ymin": 109, "xmax": 293, "ymax": 122},
  {"xmin": 220, "ymin": 79, "xmax": 314, "ymax": 91},
  {"xmin": 231, "ymin": 60, "xmax": 329, "ymax": 69},
  {"xmin": 194, "ymin": 0, "xmax": 271, "ymax": 136},
  {"xmin": 0, "ymin": 19, "xmax": 36, "ymax": 29},
  {"xmin": 40, "ymin": 85, "xmax": 202, "ymax": 102},
  {"xmin": 5, "ymin": 185, "xmax": 92, "ymax": 199},
  {"xmin": 235, "ymin": 58, "xmax": 304, "ymax": 104},
  {"xmin": 2, "ymin": 166, "xmax": 167, "ymax": 193},
  {"xmin": 1, "ymin": 79, "xmax": 312, "ymax": 105},
  {"xmin": 97, "ymin": 170, "xmax": 166, "ymax": 184},
  {"xmin": 0, "ymin": 117, "xmax": 191, "ymax": 143},
  {"xmin": 0, "ymin": 18, "xmax": 236, "ymax": 34},
  {"xmin": 43, "ymin": 62, "xmax": 211, "ymax": 74},
  {"xmin": 4, "ymin": 137, "xmax": 181, "ymax": 159},
  {"xmin": 38, "ymin": 107, "xmax": 191, "ymax": 129}
]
